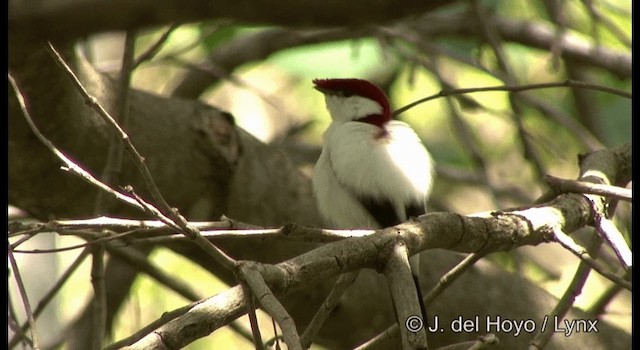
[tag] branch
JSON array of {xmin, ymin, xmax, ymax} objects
[
  {"xmin": 410, "ymin": 14, "xmax": 631, "ymax": 77},
  {"xmin": 552, "ymin": 228, "xmax": 630, "ymax": 289},
  {"xmin": 528, "ymin": 236, "xmax": 600, "ymax": 349},
  {"xmin": 171, "ymin": 27, "xmax": 363, "ymax": 98},
  {"xmin": 384, "ymin": 243, "xmax": 428, "ymax": 349},
  {"xmin": 8, "ymin": 248, "xmax": 91, "ymax": 349},
  {"xmin": 240, "ymin": 263, "xmax": 302, "ymax": 350},
  {"xmin": 593, "ymin": 212, "xmax": 632, "ymax": 269},
  {"xmin": 299, "ymin": 271, "xmax": 359, "ymax": 348},
  {"xmin": 9, "ymin": 0, "xmax": 455, "ymax": 43},
  {"xmin": 393, "ymin": 80, "xmax": 630, "ymax": 117},
  {"xmin": 90, "ymin": 245, "xmax": 107, "ymax": 349},
  {"xmin": 118, "ymin": 143, "xmax": 630, "ymax": 349},
  {"xmin": 8, "ymin": 73, "xmax": 166, "ymax": 221},
  {"xmin": 47, "ymin": 43, "xmax": 239, "ymax": 272},
  {"xmin": 8, "ymin": 247, "xmax": 40, "ymax": 349},
  {"xmin": 544, "ymin": 175, "xmax": 631, "ymax": 202}
]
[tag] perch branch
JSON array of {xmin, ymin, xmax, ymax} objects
[
  {"xmin": 384, "ymin": 243, "xmax": 428, "ymax": 349},
  {"xmin": 240, "ymin": 263, "xmax": 302, "ymax": 350}
]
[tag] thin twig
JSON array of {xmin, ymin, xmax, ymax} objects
[
  {"xmin": 393, "ymin": 80, "xmax": 631, "ymax": 117},
  {"xmin": 8, "ymin": 248, "xmax": 91, "ymax": 349},
  {"xmin": 581, "ymin": 0, "xmax": 632, "ymax": 47},
  {"xmin": 269, "ymin": 318, "xmax": 282, "ymax": 349},
  {"xmin": 105, "ymin": 241, "xmax": 203, "ymax": 301},
  {"xmin": 541, "ymin": 0, "xmax": 569, "ymax": 71},
  {"xmin": 242, "ymin": 282, "xmax": 265, "ymax": 350},
  {"xmin": 46, "ymin": 44, "xmax": 172, "ymax": 213},
  {"xmin": 11, "ymin": 228, "xmax": 138, "ymax": 253},
  {"xmin": 8, "ymin": 292, "xmax": 32, "ymax": 349},
  {"xmin": 90, "ymin": 244, "xmax": 106, "ymax": 350},
  {"xmin": 8, "ymin": 217, "xmax": 376, "ymax": 251},
  {"xmin": 424, "ymin": 253, "xmax": 485, "ymax": 304},
  {"xmin": 8, "ymin": 246, "xmax": 40, "ymax": 349},
  {"xmin": 429, "ymin": 36, "xmax": 604, "ymax": 152},
  {"xmin": 9, "ymin": 74, "xmax": 153, "ymax": 215},
  {"xmin": 473, "ymin": 0, "xmax": 546, "ymax": 180},
  {"xmin": 429, "ymin": 58, "xmax": 505, "ymax": 209},
  {"xmin": 47, "ymin": 43, "xmax": 237, "ymax": 271},
  {"xmin": 528, "ymin": 234, "xmax": 601, "ymax": 349},
  {"xmin": 300, "ymin": 271, "xmax": 359, "ymax": 348},
  {"xmin": 133, "ymin": 23, "xmax": 180, "ymax": 69},
  {"xmin": 104, "ymin": 300, "xmax": 201, "ymax": 350},
  {"xmin": 552, "ymin": 228, "xmax": 630, "ymax": 290},
  {"xmin": 94, "ymin": 29, "xmax": 137, "ymax": 214}
]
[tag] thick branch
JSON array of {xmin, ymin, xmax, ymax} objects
[
  {"xmin": 118, "ymin": 143, "xmax": 630, "ymax": 349},
  {"xmin": 9, "ymin": 0, "xmax": 455, "ymax": 44}
]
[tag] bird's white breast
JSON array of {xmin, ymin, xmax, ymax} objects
[{"xmin": 313, "ymin": 120, "xmax": 434, "ymax": 229}]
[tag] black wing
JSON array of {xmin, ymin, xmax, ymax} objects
[
  {"xmin": 357, "ymin": 196, "xmax": 402, "ymax": 228},
  {"xmin": 357, "ymin": 195, "xmax": 425, "ymax": 228},
  {"xmin": 406, "ymin": 202, "xmax": 426, "ymax": 220}
]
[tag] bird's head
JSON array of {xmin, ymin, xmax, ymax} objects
[{"xmin": 313, "ymin": 78, "xmax": 391, "ymax": 127}]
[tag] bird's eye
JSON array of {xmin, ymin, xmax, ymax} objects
[{"xmin": 340, "ymin": 90, "xmax": 353, "ymax": 97}]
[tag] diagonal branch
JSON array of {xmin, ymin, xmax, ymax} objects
[
  {"xmin": 552, "ymin": 228, "xmax": 629, "ymax": 289},
  {"xmin": 48, "ymin": 43, "xmax": 238, "ymax": 272},
  {"xmin": 299, "ymin": 271, "xmax": 359, "ymax": 348},
  {"xmin": 240, "ymin": 262, "xmax": 302, "ymax": 350},
  {"xmin": 8, "ymin": 247, "xmax": 40, "ymax": 349}
]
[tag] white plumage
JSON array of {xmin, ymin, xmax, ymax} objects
[
  {"xmin": 314, "ymin": 120, "xmax": 433, "ymax": 229},
  {"xmin": 311, "ymin": 79, "xmax": 435, "ymax": 303}
]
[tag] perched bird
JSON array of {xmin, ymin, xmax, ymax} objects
[{"xmin": 312, "ymin": 78, "xmax": 434, "ymax": 319}]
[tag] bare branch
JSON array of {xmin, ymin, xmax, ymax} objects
[
  {"xmin": 9, "ymin": 0, "xmax": 455, "ymax": 43},
  {"xmin": 393, "ymin": 80, "xmax": 631, "ymax": 117},
  {"xmin": 8, "ymin": 247, "xmax": 40, "ymax": 349},
  {"xmin": 384, "ymin": 243, "xmax": 428, "ymax": 349},
  {"xmin": 48, "ymin": 43, "xmax": 238, "ymax": 271},
  {"xmin": 90, "ymin": 245, "xmax": 107, "ymax": 349},
  {"xmin": 410, "ymin": 14, "xmax": 631, "ymax": 77},
  {"xmin": 93, "ymin": 30, "xmax": 137, "ymax": 214},
  {"xmin": 241, "ymin": 282, "xmax": 265, "ymax": 350},
  {"xmin": 133, "ymin": 24, "xmax": 180, "ymax": 69},
  {"xmin": 241, "ymin": 263, "xmax": 302, "ymax": 350},
  {"xmin": 593, "ymin": 212, "xmax": 632, "ymax": 270},
  {"xmin": 544, "ymin": 175, "xmax": 631, "ymax": 202},
  {"xmin": 300, "ymin": 271, "xmax": 359, "ymax": 348},
  {"xmin": 8, "ymin": 73, "xmax": 162, "ymax": 220},
  {"xmin": 528, "ymin": 236, "xmax": 600, "ymax": 349},
  {"xmin": 552, "ymin": 228, "xmax": 630, "ymax": 290},
  {"xmin": 8, "ymin": 248, "xmax": 91, "ymax": 348},
  {"xmin": 171, "ymin": 27, "xmax": 363, "ymax": 98}
]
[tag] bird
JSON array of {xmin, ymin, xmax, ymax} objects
[{"xmin": 311, "ymin": 77, "xmax": 434, "ymax": 323}]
